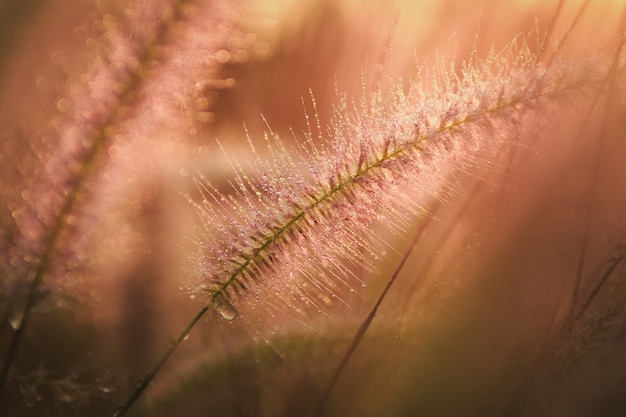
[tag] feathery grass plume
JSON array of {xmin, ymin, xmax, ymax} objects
[
  {"xmin": 4, "ymin": 0, "xmax": 236, "ymax": 311},
  {"xmin": 0, "ymin": 0, "xmax": 253, "ymax": 409},
  {"xmin": 188, "ymin": 40, "xmax": 606, "ymax": 325}
]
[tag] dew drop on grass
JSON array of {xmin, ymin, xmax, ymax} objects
[
  {"xmin": 8, "ymin": 312, "xmax": 24, "ymax": 330},
  {"xmin": 214, "ymin": 297, "xmax": 238, "ymax": 321}
]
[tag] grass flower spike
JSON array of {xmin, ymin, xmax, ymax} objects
[{"xmin": 190, "ymin": 40, "xmax": 605, "ymax": 323}]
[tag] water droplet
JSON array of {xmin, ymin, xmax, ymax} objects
[
  {"xmin": 9, "ymin": 312, "xmax": 23, "ymax": 330},
  {"xmin": 56, "ymin": 98, "xmax": 70, "ymax": 113},
  {"xmin": 216, "ymin": 49, "xmax": 230, "ymax": 63},
  {"xmin": 213, "ymin": 297, "xmax": 238, "ymax": 321}
]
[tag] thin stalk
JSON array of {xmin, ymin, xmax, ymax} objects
[
  {"xmin": 313, "ymin": 198, "xmax": 441, "ymax": 417},
  {"xmin": 536, "ymin": 0, "xmax": 565, "ymax": 64},
  {"xmin": 569, "ymin": 34, "xmax": 626, "ymax": 316},
  {"xmin": 402, "ymin": 176, "xmax": 486, "ymax": 298},
  {"xmin": 576, "ymin": 256, "xmax": 624, "ymax": 321},
  {"xmin": 508, "ymin": 26, "xmax": 626, "ymax": 404},
  {"xmin": 114, "ymin": 304, "xmax": 210, "ymax": 417},
  {"xmin": 546, "ymin": 0, "xmax": 592, "ymax": 67},
  {"xmin": 506, "ymin": 255, "xmax": 624, "ymax": 417}
]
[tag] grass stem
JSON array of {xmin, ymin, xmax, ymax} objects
[
  {"xmin": 313, "ymin": 199, "xmax": 441, "ymax": 417},
  {"xmin": 114, "ymin": 304, "xmax": 210, "ymax": 417}
]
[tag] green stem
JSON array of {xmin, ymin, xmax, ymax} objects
[
  {"xmin": 313, "ymin": 199, "xmax": 441, "ymax": 417},
  {"xmin": 114, "ymin": 304, "xmax": 210, "ymax": 417}
]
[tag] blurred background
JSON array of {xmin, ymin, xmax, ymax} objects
[{"xmin": 1, "ymin": 0, "xmax": 626, "ymax": 416}]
